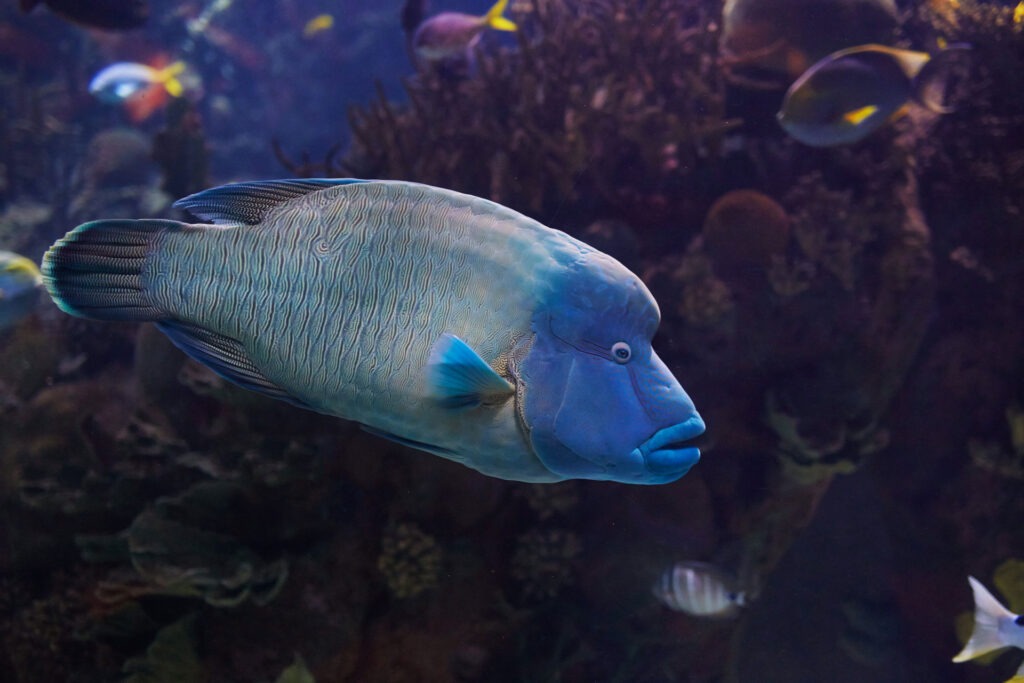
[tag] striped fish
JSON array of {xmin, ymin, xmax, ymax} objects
[
  {"xmin": 42, "ymin": 179, "xmax": 705, "ymax": 483},
  {"xmin": 653, "ymin": 561, "xmax": 746, "ymax": 617}
]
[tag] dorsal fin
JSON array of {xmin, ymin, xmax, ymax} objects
[{"xmin": 173, "ymin": 178, "xmax": 370, "ymax": 225}]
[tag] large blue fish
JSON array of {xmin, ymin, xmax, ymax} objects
[{"xmin": 42, "ymin": 179, "xmax": 705, "ymax": 484}]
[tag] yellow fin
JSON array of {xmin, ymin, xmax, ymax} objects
[
  {"xmin": 1014, "ymin": 2, "xmax": 1024, "ymax": 25},
  {"xmin": 843, "ymin": 104, "xmax": 879, "ymax": 126},
  {"xmin": 3, "ymin": 256, "xmax": 42, "ymax": 280},
  {"xmin": 483, "ymin": 0, "xmax": 517, "ymax": 31},
  {"xmin": 158, "ymin": 61, "xmax": 187, "ymax": 97}
]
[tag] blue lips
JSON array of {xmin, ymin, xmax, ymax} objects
[{"xmin": 634, "ymin": 415, "xmax": 706, "ymax": 478}]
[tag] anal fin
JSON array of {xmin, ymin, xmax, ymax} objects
[
  {"xmin": 360, "ymin": 424, "xmax": 455, "ymax": 457},
  {"xmin": 157, "ymin": 320, "xmax": 310, "ymax": 409}
]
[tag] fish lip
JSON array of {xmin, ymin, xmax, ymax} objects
[{"xmin": 634, "ymin": 415, "xmax": 707, "ymax": 476}]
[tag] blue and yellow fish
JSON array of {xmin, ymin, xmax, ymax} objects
[
  {"xmin": 88, "ymin": 59, "xmax": 187, "ymax": 122},
  {"xmin": 777, "ymin": 42, "xmax": 970, "ymax": 147},
  {"xmin": 0, "ymin": 250, "xmax": 42, "ymax": 330},
  {"xmin": 412, "ymin": 0, "xmax": 517, "ymax": 63},
  {"xmin": 42, "ymin": 179, "xmax": 706, "ymax": 484}
]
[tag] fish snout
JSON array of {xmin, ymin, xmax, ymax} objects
[{"xmin": 633, "ymin": 414, "xmax": 706, "ymax": 479}]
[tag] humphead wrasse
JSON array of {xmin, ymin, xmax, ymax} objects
[{"xmin": 42, "ymin": 179, "xmax": 705, "ymax": 484}]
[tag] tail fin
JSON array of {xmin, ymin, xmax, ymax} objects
[
  {"xmin": 157, "ymin": 61, "xmax": 187, "ymax": 97},
  {"xmin": 42, "ymin": 219, "xmax": 181, "ymax": 321},
  {"xmin": 952, "ymin": 576, "xmax": 1016, "ymax": 662},
  {"xmin": 913, "ymin": 43, "xmax": 972, "ymax": 114},
  {"xmin": 483, "ymin": 0, "xmax": 517, "ymax": 31}
]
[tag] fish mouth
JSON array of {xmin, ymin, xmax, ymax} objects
[{"xmin": 633, "ymin": 415, "xmax": 707, "ymax": 478}]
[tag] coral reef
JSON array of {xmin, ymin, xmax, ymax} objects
[
  {"xmin": 376, "ymin": 523, "xmax": 442, "ymax": 599},
  {"xmin": 347, "ymin": 0, "xmax": 731, "ymax": 224},
  {"xmin": 510, "ymin": 528, "xmax": 582, "ymax": 601}
]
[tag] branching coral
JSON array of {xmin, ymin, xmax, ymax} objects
[
  {"xmin": 347, "ymin": 0, "xmax": 732, "ymax": 222},
  {"xmin": 377, "ymin": 523, "xmax": 442, "ymax": 599},
  {"xmin": 510, "ymin": 528, "xmax": 582, "ymax": 601}
]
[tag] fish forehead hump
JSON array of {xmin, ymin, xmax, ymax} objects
[{"xmin": 547, "ymin": 249, "xmax": 661, "ymax": 343}]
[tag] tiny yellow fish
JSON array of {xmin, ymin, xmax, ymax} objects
[
  {"xmin": 1014, "ymin": 1, "xmax": 1024, "ymax": 26},
  {"xmin": 303, "ymin": 13, "xmax": 333, "ymax": 38}
]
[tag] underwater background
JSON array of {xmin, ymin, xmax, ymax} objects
[{"xmin": 1, "ymin": 0, "xmax": 1023, "ymax": 681}]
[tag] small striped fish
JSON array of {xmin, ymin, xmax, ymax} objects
[
  {"xmin": 42, "ymin": 178, "xmax": 705, "ymax": 484},
  {"xmin": 653, "ymin": 561, "xmax": 746, "ymax": 618}
]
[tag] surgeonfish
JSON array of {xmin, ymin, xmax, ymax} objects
[
  {"xmin": 777, "ymin": 42, "xmax": 970, "ymax": 147},
  {"xmin": 89, "ymin": 59, "xmax": 188, "ymax": 122},
  {"xmin": 0, "ymin": 250, "xmax": 43, "ymax": 330},
  {"xmin": 953, "ymin": 576, "xmax": 1024, "ymax": 681},
  {"xmin": 41, "ymin": 179, "xmax": 706, "ymax": 484},
  {"xmin": 19, "ymin": 0, "xmax": 149, "ymax": 31},
  {"xmin": 652, "ymin": 561, "xmax": 746, "ymax": 618},
  {"xmin": 412, "ymin": 0, "xmax": 516, "ymax": 64}
]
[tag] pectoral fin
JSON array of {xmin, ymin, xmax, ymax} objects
[
  {"xmin": 426, "ymin": 333, "xmax": 514, "ymax": 408},
  {"xmin": 843, "ymin": 104, "xmax": 879, "ymax": 126}
]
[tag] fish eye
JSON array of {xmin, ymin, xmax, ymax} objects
[
  {"xmin": 611, "ymin": 341, "xmax": 632, "ymax": 363},
  {"xmin": 1016, "ymin": 615, "xmax": 1024, "ymax": 626}
]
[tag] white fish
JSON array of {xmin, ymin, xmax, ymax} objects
[
  {"xmin": 953, "ymin": 576, "xmax": 1024, "ymax": 679},
  {"xmin": 652, "ymin": 561, "xmax": 746, "ymax": 618}
]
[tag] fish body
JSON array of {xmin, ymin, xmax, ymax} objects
[
  {"xmin": 0, "ymin": 251, "xmax": 42, "ymax": 330},
  {"xmin": 89, "ymin": 60, "xmax": 187, "ymax": 122},
  {"xmin": 42, "ymin": 179, "xmax": 705, "ymax": 484},
  {"xmin": 303, "ymin": 14, "xmax": 334, "ymax": 38},
  {"xmin": 954, "ymin": 576, "xmax": 1024, "ymax": 680},
  {"xmin": 19, "ymin": 0, "xmax": 148, "ymax": 30},
  {"xmin": 653, "ymin": 561, "xmax": 745, "ymax": 618},
  {"xmin": 413, "ymin": 0, "xmax": 516, "ymax": 63},
  {"xmin": 777, "ymin": 43, "xmax": 968, "ymax": 147}
]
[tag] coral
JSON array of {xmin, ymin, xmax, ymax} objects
[
  {"xmin": 663, "ymin": 250, "xmax": 736, "ymax": 328},
  {"xmin": 520, "ymin": 482, "xmax": 580, "ymax": 521},
  {"xmin": 908, "ymin": 0, "xmax": 1024, "ymax": 274},
  {"xmin": 121, "ymin": 614, "xmax": 202, "ymax": 683},
  {"xmin": 3, "ymin": 591, "xmax": 92, "ymax": 682},
  {"xmin": 84, "ymin": 484, "xmax": 291, "ymax": 609},
  {"xmin": 969, "ymin": 404, "xmax": 1024, "ymax": 479},
  {"xmin": 510, "ymin": 528, "xmax": 582, "ymax": 601},
  {"xmin": 377, "ymin": 523, "xmax": 442, "ymax": 599},
  {"xmin": 347, "ymin": 0, "xmax": 731, "ymax": 223},
  {"xmin": 784, "ymin": 172, "xmax": 880, "ymax": 292},
  {"xmin": 702, "ymin": 189, "xmax": 790, "ymax": 270}
]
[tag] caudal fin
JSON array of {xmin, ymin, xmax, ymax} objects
[
  {"xmin": 952, "ymin": 576, "xmax": 1017, "ymax": 662},
  {"xmin": 42, "ymin": 219, "xmax": 181, "ymax": 321},
  {"xmin": 483, "ymin": 0, "xmax": 517, "ymax": 31},
  {"xmin": 913, "ymin": 43, "xmax": 972, "ymax": 114}
]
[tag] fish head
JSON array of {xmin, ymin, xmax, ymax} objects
[{"xmin": 516, "ymin": 251, "xmax": 705, "ymax": 484}]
